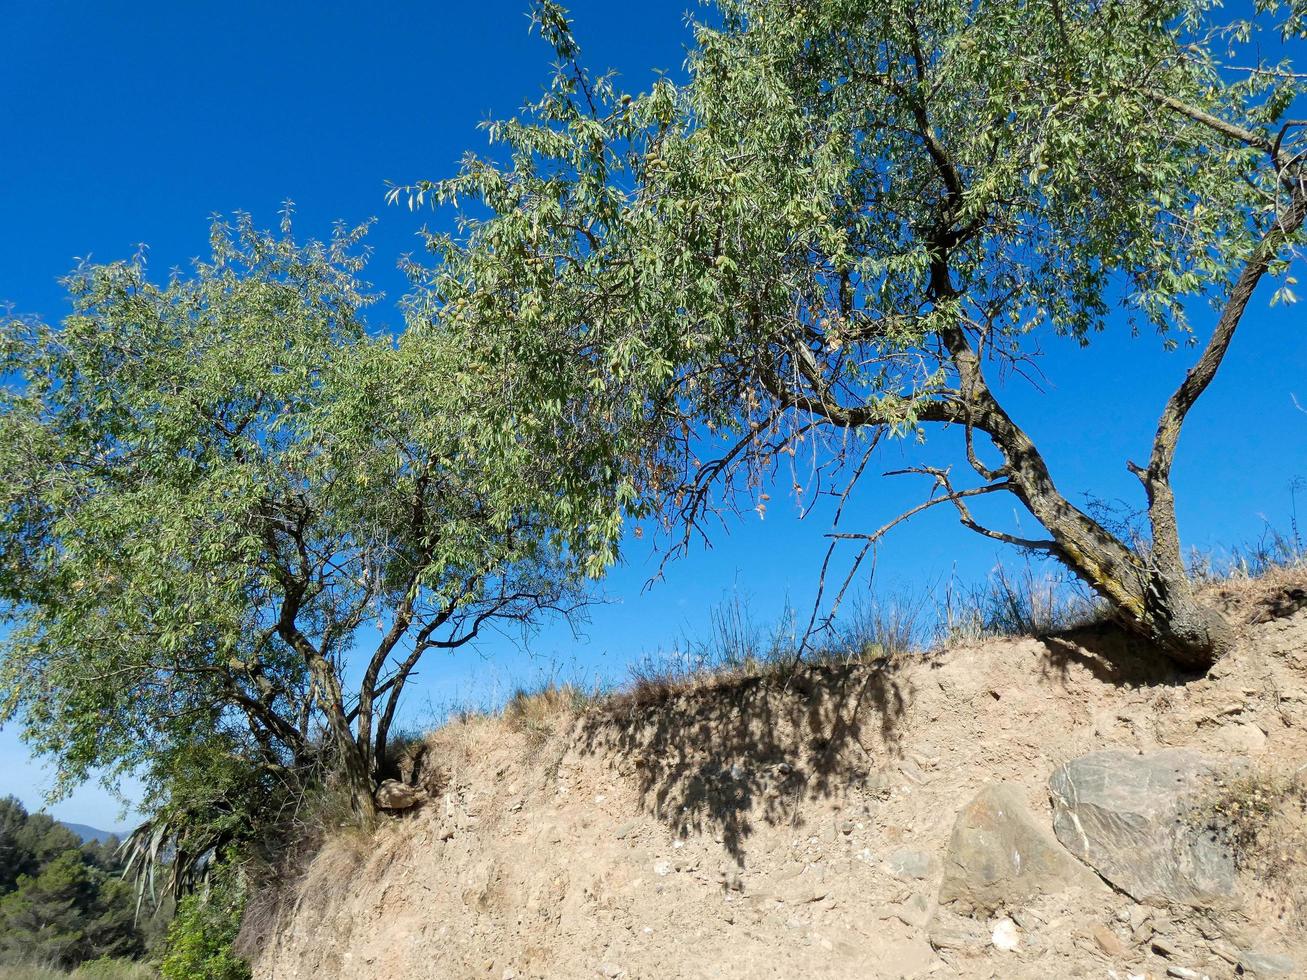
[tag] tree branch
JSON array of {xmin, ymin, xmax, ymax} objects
[{"xmin": 1139, "ymin": 87, "xmax": 1276, "ymax": 153}]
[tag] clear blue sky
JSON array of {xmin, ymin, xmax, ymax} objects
[{"xmin": 2, "ymin": 1, "xmax": 1303, "ymax": 830}]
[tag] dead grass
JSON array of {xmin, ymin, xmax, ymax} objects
[
  {"xmin": 233, "ymin": 775, "xmax": 378, "ymax": 963},
  {"xmin": 404, "ymin": 542, "xmax": 1307, "ymax": 743},
  {"xmin": 601, "ymin": 567, "xmax": 1099, "ymax": 715},
  {"xmin": 1189, "ymin": 514, "xmax": 1307, "ymax": 623},
  {"xmin": 1191, "ymin": 517, "xmax": 1305, "ymax": 584},
  {"xmin": 813, "ymin": 593, "xmax": 927, "ymax": 665},
  {"xmin": 503, "ymin": 683, "xmax": 593, "ymax": 751},
  {"xmin": 1201, "ymin": 563, "xmax": 1307, "ymax": 625},
  {"xmin": 935, "ymin": 559, "xmax": 1106, "ymax": 645}
]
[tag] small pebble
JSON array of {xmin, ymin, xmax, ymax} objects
[
  {"xmin": 991, "ymin": 917, "xmax": 1020, "ymax": 952},
  {"xmin": 1092, "ymin": 924, "xmax": 1124, "ymax": 957}
]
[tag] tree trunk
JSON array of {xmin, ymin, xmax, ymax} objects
[
  {"xmin": 286, "ymin": 631, "xmax": 378, "ymax": 819},
  {"xmin": 1011, "ymin": 469, "xmax": 1230, "ymax": 670},
  {"xmin": 1136, "ymin": 567, "xmax": 1231, "ymax": 669},
  {"xmin": 934, "ymin": 319, "xmax": 1233, "ymax": 670},
  {"xmin": 338, "ymin": 736, "xmax": 378, "ymax": 820}
]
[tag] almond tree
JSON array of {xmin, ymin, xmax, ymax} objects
[
  {"xmin": 398, "ymin": 0, "xmax": 1305, "ymax": 668},
  {"xmin": 0, "ymin": 213, "xmax": 588, "ymax": 822}
]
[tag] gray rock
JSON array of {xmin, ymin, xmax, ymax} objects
[
  {"xmin": 374, "ymin": 779, "xmax": 423, "ymax": 810},
  {"xmin": 882, "ymin": 847, "xmax": 935, "ymax": 880},
  {"xmin": 937, "ymin": 783, "xmax": 1099, "ymax": 915},
  {"xmin": 1048, "ymin": 749, "xmax": 1235, "ymax": 906},
  {"xmin": 1239, "ymin": 950, "xmax": 1298, "ymax": 976}
]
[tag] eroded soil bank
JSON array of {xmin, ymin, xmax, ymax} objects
[{"xmin": 251, "ymin": 586, "xmax": 1307, "ymax": 979}]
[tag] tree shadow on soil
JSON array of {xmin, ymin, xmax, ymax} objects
[
  {"xmin": 1036, "ymin": 620, "xmax": 1203, "ymax": 689},
  {"xmin": 574, "ymin": 619, "xmax": 1217, "ymax": 865},
  {"xmin": 575, "ymin": 659, "xmax": 913, "ymax": 865}
]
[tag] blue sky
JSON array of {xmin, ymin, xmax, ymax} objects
[{"xmin": 2, "ymin": 1, "xmax": 1304, "ymax": 830}]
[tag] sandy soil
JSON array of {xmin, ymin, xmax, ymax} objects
[{"xmin": 252, "ymin": 589, "xmax": 1307, "ymax": 980}]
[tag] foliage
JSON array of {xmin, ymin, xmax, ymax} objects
[
  {"xmin": 158, "ymin": 869, "xmax": 249, "ymax": 980},
  {"xmin": 118, "ymin": 738, "xmax": 287, "ymax": 905},
  {"xmin": 393, "ymin": 0, "xmax": 1305, "ymax": 664},
  {"xmin": 0, "ymin": 209, "xmax": 594, "ymax": 846},
  {"xmin": 0, "ymin": 799, "xmax": 144, "ymax": 970},
  {"xmin": 0, "ymin": 797, "xmax": 85, "ymax": 894}
]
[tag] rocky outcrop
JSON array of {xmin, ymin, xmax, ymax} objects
[
  {"xmin": 1239, "ymin": 949, "xmax": 1299, "ymax": 976},
  {"xmin": 1048, "ymin": 749, "xmax": 1235, "ymax": 906}
]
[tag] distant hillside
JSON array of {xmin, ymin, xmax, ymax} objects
[{"xmin": 59, "ymin": 821, "xmax": 121, "ymax": 844}]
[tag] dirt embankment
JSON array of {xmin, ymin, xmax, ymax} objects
[{"xmin": 251, "ymin": 582, "xmax": 1307, "ymax": 979}]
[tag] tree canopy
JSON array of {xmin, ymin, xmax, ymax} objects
[
  {"xmin": 0, "ymin": 212, "xmax": 592, "ymax": 826},
  {"xmin": 2, "ymin": 3, "xmax": 1304, "ymax": 948},
  {"xmin": 393, "ymin": 0, "xmax": 1306, "ymax": 666}
]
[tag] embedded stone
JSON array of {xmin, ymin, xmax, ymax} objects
[
  {"xmin": 937, "ymin": 783, "xmax": 1098, "ymax": 915},
  {"xmin": 375, "ymin": 779, "xmax": 424, "ymax": 810},
  {"xmin": 1048, "ymin": 749, "xmax": 1235, "ymax": 906}
]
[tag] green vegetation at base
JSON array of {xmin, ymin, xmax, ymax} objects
[
  {"xmin": 158, "ymin": 870, "xmax": 250, "ymax": 980},
  {"xmin": 0, "ymin": 960, "xmax": 156, "ymax": 980}
]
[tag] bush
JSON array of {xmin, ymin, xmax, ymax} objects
[{"xmin": 158, "ymin": 871, "xmax": 249, "ymax": 980}]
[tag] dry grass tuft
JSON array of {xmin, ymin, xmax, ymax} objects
[
  {"xmin": 233, "ymin": 775, "xmax": 378, "ymax": 963},
  {"xmin": 820, "ymin": 594, "xmax": 926, "ymax": 664},
  {"xmin": 936, "ymin": 560, "xmax": 1106, "ymax": 645},
  {"xmin": 1190, "ymin": 516, "xmax": 1307, "ymax": 624},
  {"xmin": 1201, "ymin": 564, "xmax": 1307, "ymax": 625},
  {"xmin": 503, "ymin": 683, "xmax": 592, "ymax": 751}
]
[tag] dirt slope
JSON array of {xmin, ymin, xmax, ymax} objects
[{"xmin": 252, "ymin": 589, "xmax": 1307, "ymax": 979}]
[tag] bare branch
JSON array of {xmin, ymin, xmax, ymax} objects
[{"xmin": 1139, "ymin": 87, "xmax": 1275, "ymax": 153}]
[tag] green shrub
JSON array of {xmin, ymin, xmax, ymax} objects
[{"xmin": 158, "ymin": 872, "xmax": 249, "ymax": 980}]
